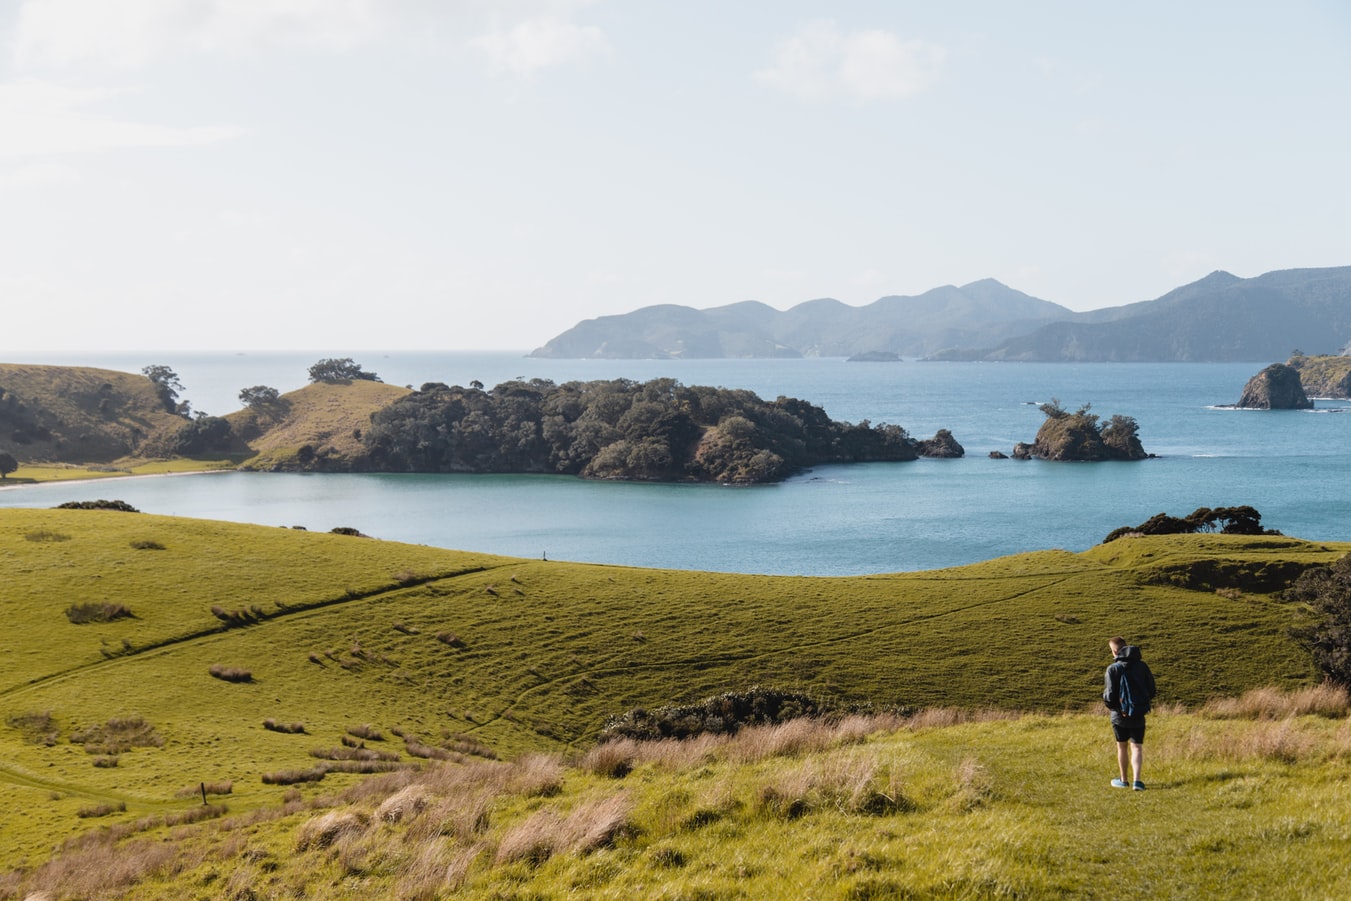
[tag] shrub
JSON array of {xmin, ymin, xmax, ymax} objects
[
  {"xmin": 129, "ymin": 539, "xmax": 165, "ymax": 550},
  {"xmin": 435, "ymin": 632, "xmax": 466, "ymax": 648},
  {"xmin": 1286, "ymin": 553, "xmax": 1351, "ymax": 687},
  {"xmin": 76, "ymin": 802, "xmax": 126, "ymax": 818},
  {"xmin": 165, "ymin": 803, "xmax": 229, "ymax": 826},
  {"xmin": 71, "ymin": 716, "xmax": 163, "ymax": 755},
  {"xmin": 347, "ymin": 724, "xmax": 385, "ymax": 742},
  {"xmin": 209, "ymin": 664, "xmax": 253, "ymax": 683},
  {"xmin": 7, "ymin": 710, "xmax": 59, "ymax": 746},
  {"xmin": 175, "ymin": 782, "xmax": 233, "ymax": 798},
  {"xmin": 24, "ymin": 529, "xmax": 70, "ymax": 542},
  {"xmin": 599, "ymin": 687, "xmax": 832, "ymax": 742},
  {"xmin": 310, "ymin": 746, "xmax": 401, "ymax": 762},
  {"xmin": 54, "ymin": 499, "xmax": 140, "ymax": 512},
  {"xmin": 65, "ymin": 602, "xmax": 133, "ymax": 624},
  {"xmin": 210, "ymin": 605, "xmax": 266, "ymax": 627},
  {"xmin": 263, "ymin": 719, "xmax": 306, "ymax": 734},
  {"xmin": 262, "ymin": 767, "xmax": 328, "ymax": 785}
]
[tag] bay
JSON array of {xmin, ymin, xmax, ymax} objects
[{"xmin": 2, "ymin": 352, "xmax": 1349, "ymax": 575}]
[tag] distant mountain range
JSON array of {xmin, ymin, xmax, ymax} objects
[{"xmin": 529, "ymin": 266, "xmax": 1351, "ymax": 362}]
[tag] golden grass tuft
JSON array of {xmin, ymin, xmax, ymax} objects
[
  {"xmin": 1199, "ymin": 682, "xmax": 1350, "ymax": 720},
  {"xmin": 295, "ymin": 810, "xmax": 369, "ymax": 852},
  {"xmin": 494, "ymin": 793, "xmax": 634, "ymax": 865}
]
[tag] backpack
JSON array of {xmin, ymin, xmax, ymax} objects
[{"xmin": 1118, "ymin": 664, "xmax": 1149, "ymax": 717}]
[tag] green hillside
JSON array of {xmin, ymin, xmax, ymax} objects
[
  {"xmin": 0, "ymin": 507, "xmax": 1347, "ymax": 894},
  {"xmin": 0, "ymin": 364, "xmax": 187, "ymax": 465}
]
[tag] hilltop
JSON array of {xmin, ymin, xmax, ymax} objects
[
  {"xmin": 529, "ymin": 266, "xmax": 1351, "ymax": 362},
  {"xmin": 2, "ymin": 506, "xmax": 1347, "ymax": 889},
  {"xmin": 227, "ymin": 379, "xmax": 412, "ymax": 471},
  {"xmin": 0, "ymin": 364, "xmax": 187, "ymax": 465}
]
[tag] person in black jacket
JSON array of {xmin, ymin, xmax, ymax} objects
[{"xmin": 1103, "ymin": 636, "xmax": 1156, "ymax": 790}]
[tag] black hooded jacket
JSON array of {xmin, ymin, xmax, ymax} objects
[{"xmin": 1104, "ymin": 645, "xmax": 1157, "ymax": 723}]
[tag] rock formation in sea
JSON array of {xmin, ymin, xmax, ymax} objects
[
  {"xmin": 1237, "ymin": 363, "xmax": 1313, "ymax": 409},
  {"xmin": 916, "ymin": 429, "xmax": 965, "ymax": 458}
]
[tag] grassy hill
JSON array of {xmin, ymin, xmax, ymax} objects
[
  {"xmin": 1, "ymin": 506, "xmax": 1347, "ymax": 894},
  {"xmin": 0, "ymin": 365, "xmax": 410, "ymax": 480},
  {"xmin": 0, "ymin": 364, "xmax": 186, "ymax": 465},
  {"xmin": 227, "ymin": 379, "xmax": 411, "ymax": 470}
]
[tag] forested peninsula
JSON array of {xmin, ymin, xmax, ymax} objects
[
  {"xmin": 1, "ymin": 364, "xmax": 958, "ymax": 485},
  {"xmin": 357, "ymin": 377, "xmax": 935, "ymax": 482}
]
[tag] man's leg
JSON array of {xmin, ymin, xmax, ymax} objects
[
  {"xmin": 1130, "ymin": 741, "xmax": 1143, "ymax": 784},
  {"xmin": 1117, "ymin": 741, "xmax": 1131, "ymax": 782}
]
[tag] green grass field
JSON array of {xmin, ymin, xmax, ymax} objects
[{"xmin": 1, "ymin": 506, "xmax": 1347, "ymax": 898}]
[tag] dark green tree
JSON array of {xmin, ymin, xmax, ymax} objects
[
  {"xmin": 238, "ymin": 385, "xmax": 281, "ymax": 409},
  {"xmin": 0, "ymin": 451, "xmax": 16, "ymax": 480},
  {"xmin": 308, "ymin": 358, "xmax": 380, "ymax": 384},
  {"xmin": 1286, "ymin": 554, "xmax": 1351, "ymax": 687},
  {"xmin": 142, "ymin": 365, "xmax": 185, "ymax": 414}
]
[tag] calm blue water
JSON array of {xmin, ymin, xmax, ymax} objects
[{"xmin": 2, "ymin": 352, "xmax": 1349, "ymax": 575}]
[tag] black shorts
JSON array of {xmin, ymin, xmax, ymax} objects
[{"xmin": 1112, "ymin": 719, "xmax": 1146, "ymax": 744}]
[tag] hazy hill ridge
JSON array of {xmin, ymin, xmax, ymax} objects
[
  {"xmin": 529, "ymin": 279, "xmax": 1070, "ymax": 359},
  {"xmin": 531, "ymin": 266, "xmax": 1351, "ymax": 361}
]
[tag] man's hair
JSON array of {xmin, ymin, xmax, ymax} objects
[{"xmin": 1109, "ymin": 636, "xmax": 1127, "ymax": 652}]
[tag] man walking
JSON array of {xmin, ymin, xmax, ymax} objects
[{"xmin": 1104, "ymin": 636, "xmax": 1156, "ymax": 790}]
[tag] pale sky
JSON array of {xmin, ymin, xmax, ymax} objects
[{"xmin": 2, "ymin": 1, "xmax": 1349, "ymax": 352}]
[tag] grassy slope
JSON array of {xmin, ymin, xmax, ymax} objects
[
  {"xmin": 1, "ymin": 507, "xmax": 1345, "ymax": 874},
  {"xmin": 6, "ymin": 707, "xmax": 1351, "ymax": 899},
  {"xmin": 226, "ymin": 379, "xmax": 411, "ymax": 469},
  {"xmin": 0, "ymin": 367, "xmax": 407, "ymax": 480},
  {"xmin": 0, "ymin": 364, "xmax": 185, "ymax": 464}
]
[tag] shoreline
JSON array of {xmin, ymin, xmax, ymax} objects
[{"xmin": 0, "ymin": 464, "xmax": 232, "ymax": 491}]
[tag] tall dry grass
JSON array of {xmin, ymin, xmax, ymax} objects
[
  {"xmin": 494, "ymin": 793, "xmax": 634, "ymax": 865},
  {"xmin": 1198, "ymin": 682, "xmax": 1349, "ymax": 720}
]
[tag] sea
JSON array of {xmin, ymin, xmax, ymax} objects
[{"xmin": 2, "ymin": 350, "xmax": 1349, "ymax": 576}]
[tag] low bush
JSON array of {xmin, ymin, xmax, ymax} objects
[
  {"xmin": 310, "ymin": 746, "xmax": 401, "ymax": 763},
  {"xmin": 263, "ymin": 719, "xmax": 305, "ymax": 734},
  {"xmin": 7, "ymin": 710, "xmax": 59, "ymax": 746},
  {"xmin": 76, "ymin": 802, "xmax": 126, "ymax": 819},
  {"xmin": 129, "ymin": 539, "xmax": 165, "ymax": 550},
  {"xmin": 24, "ymin": 529, "xmax": 70, "ymax": 542},
  {"xmin": 54, "ymin": 499, "xmax": 140, "ymax": 512},
  {"xmin": 210, "ymin": 605, "xmax": 266, "ymax": 627},
  {"xmin": 71, "ymin": 716, "xmax": 163, "ymax": 756},
  {"xmin": 348, "ymin": 724, "xmax": 386, "ymax": 742},
  {"xmin": 262, "ymin": 767, "xmax": 328, "ymax": 785},
  {"xmin": 165, "ymin": 804, "xmax": 229, "ymax": 827},
  {"xmin": 65, "ymin": 602, "xmax": 133, "ymax": 624},
  {"xmin": 208, "ymin": 664, "xmax": 253, "ymax": 684},
  {"xmin": 599, "ymin": 687, "xmax": 832, "ymax": 742},
  {"xmin": 434, "ymin": 632, "xmax": 466, "ymax": 648},
  {"xmin": 175, "ymin": 782, "xmax": 233, "ymax": 799}
]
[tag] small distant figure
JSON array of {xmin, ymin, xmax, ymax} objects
[
  {"xmin": 1103, "ymin": 636, "xmax": 1156, "ymax": 791},
  {"xmin": 542, "ymin": 551, "xmax": 547, "ymax": 561}
]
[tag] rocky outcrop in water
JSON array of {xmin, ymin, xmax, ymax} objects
[
  {"xmin": 916, "ymin": 429, "xmax": 965, "ymax": 458},
  {"xmin": 1236, "ymin": 363, "xmax": 1313, "ymax": 409}
]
